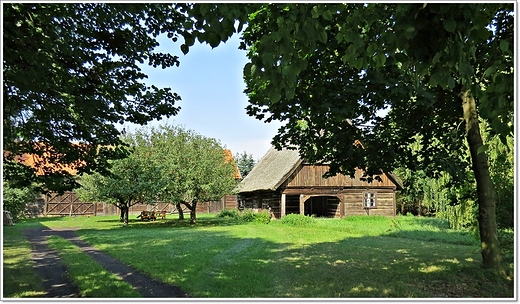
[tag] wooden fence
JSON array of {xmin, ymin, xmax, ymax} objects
[{"xmin": 24, "ymin": 192, "xmax": 238, "ymax": 217}]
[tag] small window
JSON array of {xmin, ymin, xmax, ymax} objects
[{"xmin": 363, "ymin": 192, "xmax": 377, "ymax": 208}]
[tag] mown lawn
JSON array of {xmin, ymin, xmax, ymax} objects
[{"xmin": 3, "ymin": 214, "xmax": 515, "ymax": 298}]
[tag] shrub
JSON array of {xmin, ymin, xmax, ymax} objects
[
  {"xmin": 497, "ymin": 229, "xmax": 514, "ymax": 252},
  {"xmin": 280, "ymin": 213, "xmax": 316, "ymax": 226},
  {"xmin": 239, "ymin": 209, "xmax": 256, "ymax": 222},
  {"xmin": 253, "ymin": 210, "xmax": 271, "ymax": 224},
  {"xmin": 2, "ymin": 182, "xmax": 37, "ymax": 221},
  {"xmin": 217, "ymin": 209, "xmax": 239, "ymax": 218},
  {"xmin": 239, "ymin": 209, "xmax": 271, "ymax": 224}
]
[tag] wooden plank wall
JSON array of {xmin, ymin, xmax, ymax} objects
[
  {"xmin": 286, "ymin": 164, "xmax": 397, "ymax": 189},
  {"xmin": 343, "ymin": 191, "xmax": 395, "ymax": 216}
]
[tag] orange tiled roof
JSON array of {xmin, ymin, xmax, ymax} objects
[{"xmin": 224, "ymin": 149, "xmax": 242, "ymax": 180}]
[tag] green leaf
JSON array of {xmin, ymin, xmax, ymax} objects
[
  {"xmin": 180, "ymin": 44, "xmax": 189, "ymax": 55},
  {"xmin": 477, "ymin": 144, "xmax": 489, "ymax": 155},
  {"xmin": 443, "ymin": 18, "xmax": 456, "ymax": 33},
  {"xmin": 271, "ymin": 31, "xmax": 282, "ymax": 43},
  {"xmin": 352, "ymin": 57, "xmax": 363, "ymax": 70},
  {"xmin": 375, "ymin": 53, "xmax": 386, "ymax": 67},
  {"xmin": 500, "ymin": 40, "xmax": 509, "ymax": 53},
  {"xmin": 268, "ymin": 87, "xmax": 281, "ymax": 103},
  {"xmin": 318, "ymin": 30, "xmax": 328, "ymax": 44},
  {"xmin": 447, "ymin": 76, "xmax": 456, "ymax": 89},
  {"xmin": 335, "ymin": 32, "xmax": 344, "ymax": 43},
  {"xmin": 459, "ymin": 61, "xmax": 474, "ymax": 78},
  {"xmin": 311, "ymin": 6, "xmax": 319, "ymax": 18},
  {"xmin": 243, "ymin": 63, "xmax": 253, "ymax": 76}
]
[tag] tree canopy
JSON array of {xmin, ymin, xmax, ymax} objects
[
  {"xmin": 234, "ymin": 151, "xmax": 256, "ymax": 178},
  {"xmin": 77, "ymin": 125, "xmax": 238, "ymax": 225},
  {"xmin": 3, "ymin": 3, "xmax": 188, "ymax": 192}
]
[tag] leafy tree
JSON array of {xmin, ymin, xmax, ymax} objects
[
  {"xmin": 77, "ymin": 125, "xmax": 238, "ymax": 225},
  {"xmin": 480, "ymin": 121, "xmax": 514, "ymax": 230},
  {"xmin": 181, "ymin": 3, "xmax": 513, "ymax": 270},
  {"xmin": 146, "ymin": 125, "xmax": 239, "ymax": 224},
  {"xmin": 3, "ymin": 3, "xmax": 187, "ymax": 193},
  {"xmin": 77, "ymin": 134, "xmax": 162, "ymax": 226},
  {"xmin": 234, "ymin": 151, "xmax": 256, "ymax": 178}
]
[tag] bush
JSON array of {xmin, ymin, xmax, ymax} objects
[
  {"xmin": 2, "ymin": 182, "xmax": 37, "ymax": 221},
  {"xmin": 280, "ymin": 213, "xmax": 316, "ymax": 226},
  {"xmin": 217, "ymin": 209, "xmax": 239, "ymax": 218},
  {"xmin": 253, "ymin": 210, "xmax": 271, "ymax": 224},
  {"xmin": 239, "ymin": 209, "xmax": 256, "ymax": 222},
  {"xmin": 497, "ymin": 229, "xmax": 514, "ymax": 252},
  {"xmin": 239, "ymin": 209, "xmax": 271, "ymax": 224}
]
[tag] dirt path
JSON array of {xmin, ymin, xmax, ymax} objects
[{"xmin": 23, "ymin": 227, "xmax": 187, "ymax": 298}]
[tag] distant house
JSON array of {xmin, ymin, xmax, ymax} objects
[{"xmin": 236, "ymin": 146, "xmax": 403, "ymax": 218}]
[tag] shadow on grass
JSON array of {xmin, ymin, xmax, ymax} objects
[
  {"xmin": 11, "ymin": 216, "xmax": 514, "ymax": 298},
  {"xmin": 71, "ymin": 222, "xmax": 513, "ymax": 298}
]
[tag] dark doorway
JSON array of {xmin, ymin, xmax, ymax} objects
[{"xmin": 304, "ymin": 196, "xmax": 340, "ymax": 218}]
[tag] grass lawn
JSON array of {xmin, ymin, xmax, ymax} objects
[{"xmin": 3, "ymin": 213, "xmax": 515, "ymax": 298}]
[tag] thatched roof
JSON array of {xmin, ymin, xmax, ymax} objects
[{"xmin": 236, "ymin": 146, "xmax": 302, "ymax": 193}]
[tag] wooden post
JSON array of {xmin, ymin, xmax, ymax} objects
[
  {"xmin": 299, "ymin": 194, "xmax": 305, "ymax": 215},
  {"xmin": 340, "ymin": 195, "xmax": 345, "ymax": 217},
  {"xmin": 281, "ymin": 193, "xmax": 286, "ymax": 218}
]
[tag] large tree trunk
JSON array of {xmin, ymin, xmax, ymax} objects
[
  {"xmin": 176, "ymin": 202, "xmax": 185, "ymax": 221},
  {"xmin": 461, "ymin": 90, "xmax": 502, "ymax": 271}
]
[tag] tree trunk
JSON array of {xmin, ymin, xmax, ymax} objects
[
  {"xmin": 119, "ymin": 202, "xmax": 129, "ymax": 227},
  {"xmin": 461, "ymin": 89, "xmax": 502, "ymax": 271},
  {"xmin": 119, "ymin": 205, "xmax": 124, "ymax": 222},
  {"xmin": 176, "ymin": 202, "xmax": 184, "ymax": 221},
  {"xmin": 190, "ymin": 201, "xmax": 197, "ymax": 225}
]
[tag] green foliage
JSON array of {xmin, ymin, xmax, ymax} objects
[
  {"xmin": 497, "ymin": 229, "xmax": 514, "ymax": 253},
  {"xmin": 481, "ymin": 122, "xmax": 514, "ymax": 229},
  {"xmin": 78, "ymin": 124, "xmax": 238, "ymax": 225},
  {"xmin": 253, "ymin": 209, "xmax": 271, "ymax": 224},
  {"xmin": 280, "ymin": 213, "xmax": 316, "ymax": 226},
  {"xmin": 239, "ymin": 209, "xmax": 271, "ymax": 224},
  {"xmin": 3, "ymin": 3, "xmax": 188, "ymax": 192},
  {"xmin": 217, "ymin": 209, "xmax": 239, "ymax": 218},
  {"xmin": 2, "ymin": 182, "xmax": 37, "ymax": 221},
  {"xmin": 234, "ymin": 151, "xmax": 256, "ymax": 178}
]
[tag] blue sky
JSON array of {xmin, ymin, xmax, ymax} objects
[{"xmin": 122, "ymin": 33, "xmax": 283, "ymax": 160}]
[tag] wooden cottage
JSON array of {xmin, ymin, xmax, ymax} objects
[{"xmin": 236, "ymin": 147, "xmax": 403, "ymax": 218}]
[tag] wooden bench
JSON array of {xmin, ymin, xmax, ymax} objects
[{"xmin": 137, "ymin": 210, "xmax": 167, "ymax": 221}]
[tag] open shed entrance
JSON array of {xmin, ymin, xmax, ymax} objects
[{"xmin": 305, "ymin": 196, "xmax": 340, "ymax": 218}]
